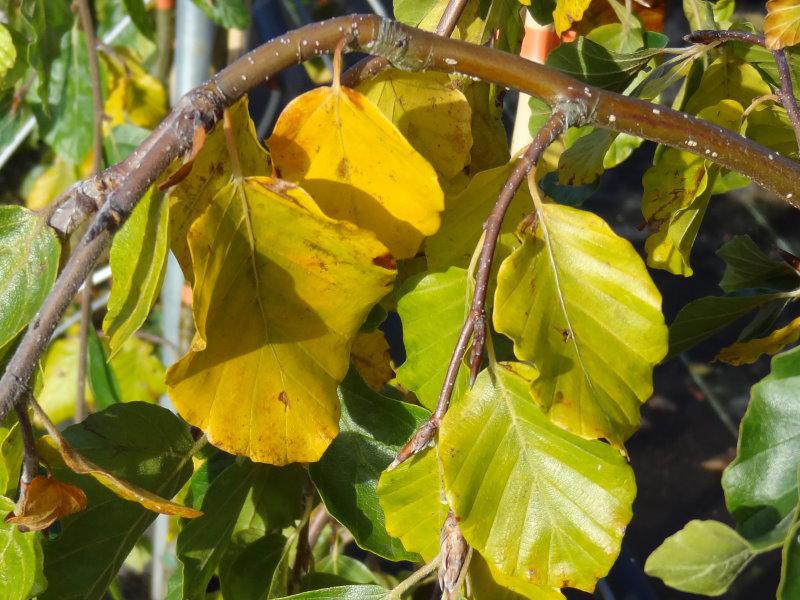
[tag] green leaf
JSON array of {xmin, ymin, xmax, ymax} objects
[
  {"xmin": 440, "ymin": 363, "xmax": 635, "ymax": 592},
  {"xmin": 779, "ymin": 486, "xmax": 800, "ymax": 599},
  {"xmin": 0, "ymin": 495, "xmax": 45, "ymax": 600},
  {"xmin": 493, "ymin": 200, "xmax": 667, "ymax": 447},
  {"xmin": 0, "ymin": 205, "xmax": 60, "ymax": 349},
  {"xmin": 41, "ymin": 403, "xmax": 198, "ymax": 600},
  {"xmin": 682, "ymin": 0, "xmax": 718, "ymax": 31},
  {"xmin": 377, "ymin": 446, "xmax": 448, "ymax": 561},
  {"xmin": 0, "ymin": 413, "xmax": 22, "ymax": 496},
  {"xmin": 427, "ymin": 161, "xmax": 532, "ymax": 273},
  {"xmin": 309, "ymin": 369, "xmax": 428, "ymax": 561},
  {"xmin": 280, "ymin": 586, "xmax": 389, "ymax": 599},
  {"xmin": 314, "ymin": 554, "xmax": 383, "ymax": 586},
  {"xmin": 219, "ymin": 531, "xmax": 285, "ymax": 600},
  {"xmin": 668, "ymin": 294, "xmax": 784, "ymax": 357},
  {"xmin": 395, "ymin": 268, "xmax": 468, "ymax": 411},
  {"xmin": 122, "ymin": 0, "xmax": 154, "ymax": 39},
  {"xmin": 463, "ymin": 82, "xmax": 509, "ymax": 173},
  {"xmin": 684, "ymin": 58, "xmax": 771, "ymax": 115},
  {"xmin": 0, "ymin": 24, "xmax": 16, "ymax": 81},
  {"xmin": 717, "ymin": 235, "xmax": 800, "ymax": 293},
  {"xmin": 190, "ymin": 0, "xmax": 250, "ymax": 29},
  {"xmin": 645, "ymin": 520, "xmax": 754, "ymax": 596},
  {"xmin": 558, "ymin": 128, "xmax": 643, "ymax": 186},
  {"xmin": 103, "ymin": 187, "xmax": 169, "ymax": 355},
  {"xmin": 723, "ymin": 347, "xmax": 800, "ymax": 547},
  {"xmin": 87, "ymin": 327, "xmax": 122, "ymax": 409},
  {"xmin": 103, "ymin": 123, "xmax": 151, "ymax": 165}
]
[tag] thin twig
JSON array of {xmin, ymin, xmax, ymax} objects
[
  {"xmin": 307, "ymin": 504, "xmax": 331, "ymax": 550},
  {"xmin": 14, "ymin": 403, "xmax": 38, "ymax": 512},
  {"xmin": 390, "ymin": 555, "xmax": 442, "ymax": 599},
  {"xmin": 74, "ymin": 0, "xmax": 105, "ymax": 423},
  {"xmin": 390, "ymin": 110, "xmax": 568, "ymax": 469},
  {"xmin": 686, "ymin": 29, "xmax": 800, "ymax": 152},
  {"xmin": 2, "ymin": 15, "xmax": 800, "ymax": 423}
]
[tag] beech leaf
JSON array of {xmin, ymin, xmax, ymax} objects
[
  {"xmin": 5, "ymin": 476, "xmax": 87, "ymax": 532},
  {"xmin": 439, "ymin": 363, "xmax": 635, "ymax": 592},
  {"xmin": 766, "ymin": 0, "xmax": 800, "ymax": 51},
  {"xmin": 470, "ymin": 552, "xmax": 565, "ymax": 600},
  {"xmin": 717, "ymin": 315, "xmax": 800, "ymax": 365},
  {"xmin": 268, "ymin": 84, "xmax": 444, "ymax": 259},
  {"xmin": 0, "ymin": 496, "xmax": 44, "ymax": 600},
  {"xmin": 493, "ymin": 198, "xmax": 667, "ymax": 447},
  {"xmin": 166, "ymin": 177, "xmax": 395, "ymax": 464},
  {"xmin": 553, "ymin": 0, "xmax": 592, "ymax": 35}
]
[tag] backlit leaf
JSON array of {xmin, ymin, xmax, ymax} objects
[
  {"xmin": 377, "ymin": 446, "xmax": 447, "ymax": 561},
  {"xmin": 268, "ymin": 84, "xmax": 443, "ymax": 259},
  {"xmin": 102, "ymin": 47, "xmax": 166, "ymax": 129},
  {"xmin": 0, "ymin": 205, "xmax": 60, "ymax": 350},
  {"xmin": 718, "ymin": 315, "xmax": 800, "ymax": 365},
  {"xmin": 0, "ymin": 496, "xmax": 44, "ymax": 600},
  {"xmin": 395, "ymin": 268, "xmax": 469, "ymax": 411},
  {"xmin": 310, "ymin": 369, "xmax": 428, "ymax": 561},
  {"xmin": 440, "ymin": 363, "xmax": 635, "ymax": 591},
  {"xmin": 722, "ymin": 347, "xmax": 800, "ymax": 546},
  {"xmin": 0, "ymin": 24, "xmax": 16, "ymax": 80},
  {"xmin": 0, "ymin": 414, "xmax": 22, "ymax": 496},
  {"xmin": 166, "ymin": 177, "xmax": 395, "ymax": 464},
  {"xmin": 40, "ymin": 403, "xmax": 199, "ymax": 600},
  {"xmin": 168, "ymin": 97, "xmax": 269, "ymax": 283},
  {"xmin": 766, "ymin": 0, "xmax": 800, "ymax": 50},
  {"xmin": 645, "ymin": 520, "xmax": 753, "ymax": 596},
  {"xmin": 104, "ymin": 187, "xmax": 169, "ymax": 355},
  {"xmin": 427, "ymin": 161, "xmax": 532, "ymax": 273},
  {"xmin": 470, "ymin": 553, "xmax": 565, "ymax": 600},
  {"xmin": 5, "ymin": 476, "xmax": 87, "ymax": 532},
  {"xmin": 553, "ymin": 0, "xmax": 592, "ymax": 35},
  {"xmin": 494, "ymin": 199, "xmax": 667, "ymax": 447},
  {"xmin": 684, "ymin": 59, "xmax": 771, "ymax": 115},
  {"xmin": 356, "ymin": 70, "xmax": 472, "ymax": 181}
]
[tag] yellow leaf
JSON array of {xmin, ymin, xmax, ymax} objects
[
  {"xmin": 166, "ymin": 177, "xmax": 396, "ymax": 464},
  {"xmin": 5, "ymin": 476, "xmax": 86, "ymax": 532},
  {"xmin": 766, "ymin": 0, "xmax": 800, "ymax": 50},
  {"xmin": 554, "ymin": 0, "xmax": 593, "ymax": 36},
  {"xmin": 24, "ymin": 159, "xmax": 80, "ymax": 211},
  {"xmin": 356, "ymin": 70, "xmax": 473, "ymax": 181},
  {"xmin": 102, "ymin": 47, "xmax": 168, "ymax": 129},
  {"xmin": 268, "ymin": 85, "xmax": 444, "ymax": 259},
  {"xmin": 351, "ymin": 330, "xmax": 394, "ymax": 392},
  {"xmin": 168, "ymin": 97, "xmax": 270, "ymax": 282},
  {"xmin": 718, "ymin": 315, "xmax": 800, "ymax": 366},
  {"xmin": 36, "ymin": 337, "xmax": 94, "ymax": 425},
  {"xmin": 36, "ymin": 434, "xmax": 200, "ymax": 518}
]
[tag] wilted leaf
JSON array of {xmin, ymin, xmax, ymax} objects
[
  {"xmin": 717, "ymin": 235, "xmax": 800, "ymax": 293},
  {"xmin": 0, "ymin": 205, "xmax": 60, "ymax": 350},
  {"xmin": 310, "ymin": 369, "xmax": 428, "ymax": 561},
  {"xmin": 39, "ymin": 403, "xmax": 199, "ymax": 600},
  {"xmin": 0, "ymin": 496, "xmax": 45, "ymax": 600},
  {"xmin": 440, "ymin": 363, "xmax": 635, "ymax": 591},
  {"xmin": 104, "ymin": 187, "xmax": 169, "ymax": 355},
  {"xmin": 766, "ymin": 0, "xmax": 800, "ymax": 51},
  {"xmin": 553, "ymin": 0, "xmax": 592, "ymax": 35},
  {"xmin": 377, "ymin": 446, "xmax": 447, "ymax": 561},
  {"xmin": 357, "ymin": 70, "xmax": 472, "ymax": 181},
  {"xmin": 722, "ymin": 347, "xmax": 800, "ymax": 546},
  {"xmin": 168, "ymin": 97, "xmax": 269, "ymax": 282},
  {"xmin": 718, "ymin": 315, "xmax": 800, "ymax": 365},
  {"xmin": 350, "ymin": 331, "xmax": 394, "ymax": 392},
  {"xmin": 6, "ymin": 476, "xmax": 87, "ymax": 532},
  {"xmin": 395, "ymin": 268, "xmax": 468, "ymax": 411},
  {"xmin": 645, "ymin": 520, "xmax": 753, "ymax": 596},
  {"xmin": 427, "ymin": 161, "xmax": 532, "ymax": 272},
  {"xmin": 167, "ymin": 177, "xmax": 395, "ymax": 464},
  {"xmin": 494, "ymin": 199, "xmax": 667, "ymax": 447},
  {"xmin": 268, "ymin": 84, "xmax": 443, "ymax": 259}
]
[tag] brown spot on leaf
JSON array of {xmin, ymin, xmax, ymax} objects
[
  {"xmin": 278, "ymin": 391, "xmax": 289, "ymax": 407},
  {"xmin": 372, "ymin": 253, "xmax": 396, "ymax": 270}
]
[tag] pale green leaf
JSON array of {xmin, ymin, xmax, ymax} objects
[
  {"xmin": 440, "ymin": 363, "xmax": 635, "ymax": 592},
  {"xmin": 646, "ymin": 520, "xmax": 753, "ymax": 596},
  {"xmin": 395, "ymin": 268, "xmax": 469, "ymax": 411},
  {"xmin": 0, "ymin": 495, "xmax": 45, "ymax": 600},
  {"xmin": 0, "ymin": 24, "xmax": 16, "ymax": 80},
  {"xmin": 280, "ymin": 586, "xmax": 388, "ymax": 599},
  {"xmin": 493, "ymin": 201, "xmax": 667, "ymax": 447},
  {"xmin": 0, "ymin": 205, "xmax": 60, "ymax": 349}
]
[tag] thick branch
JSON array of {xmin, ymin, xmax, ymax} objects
[
  {"xmin": 390, "ymin": 110, "xmax": 567, "ymax": 468},
  {"xmin": 3, "ymin": 15, "xmax": 800, "ymax": 422},
  {"xmin": 686, "ymin": 29, "xmax": 800, "ymax": 151}
]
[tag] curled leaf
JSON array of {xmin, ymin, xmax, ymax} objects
[
  {"xmin": 717, "ymin": 315, "xmax": 800, "ymax": 366},
  {"xmin": 6, "ymin": 476, "xmax": 86, "ymax": 532},
  {"xmin": 766, "ymin": 0, "xmax": 800, "ymax": 51}
]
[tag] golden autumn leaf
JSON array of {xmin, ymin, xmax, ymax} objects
[
  {"xmin": 717, "ymin": 315, "xmax": 800, "ymax": 366},
  {"xmin": 6, "ymin": 476, "xmax": 86, "ymax": 532},
  {"xmin": 102, "ymin": 47, "xmax": 168, "ymax": 129},
  {"xmin": 351, "ymin": 330, "xmax": 394, "ymax": 391},
  {"xmin": 554, "ymin": 0, "xmax": 593, "ymax": 36},
  {"xmin": 167, "ymin": 97, "xmax": 270, "ymax": 282},
  {"xmin": 166, "ymin": 177, "xmax": 396, "ymax": 464},
  {"xmin": 268, "ymin": 84, "xmax": 444, "ymax": 259},
  {"xmin": 766, "ymin": 0, "xmax": 800, "ymax": 51}
]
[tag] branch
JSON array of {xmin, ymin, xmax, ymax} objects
[
  {"xmin": 2, "ymin": 15, "xmax": 800, "ymax": 423},
  {"xmin": 390, "ymin": 555, "xmax": 442, "ymax": 599},
  {"xmin": 14, "ymin": 403, "xmax": 38, "ymax": 513},
  {"xmin": 686, "ymin": 29, "xmax": 800, "ymax": 151},
  {"xmin": 389, "ymin": 109, "xmax": 567, "ymax": 468}
]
